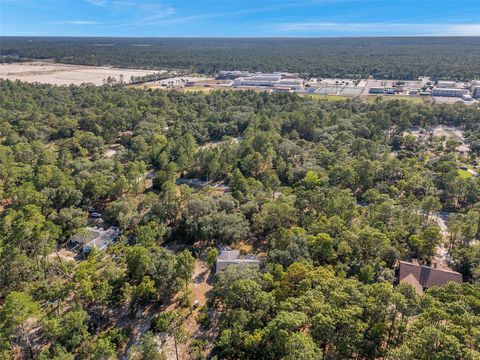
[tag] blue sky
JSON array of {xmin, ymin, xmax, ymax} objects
[{"xmin": 1, "ymin": 0, "xmax": 480, "ymax": 37}]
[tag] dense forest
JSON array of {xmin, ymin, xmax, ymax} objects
[
  {"xmin": 1, "ymin": 79, "xmax": 480, "ymax": 359},
  {"xmin": 2, "ymin": 37, "xmax": 480, "ymax": 80}
]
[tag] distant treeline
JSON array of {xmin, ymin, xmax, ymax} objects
[{"xmin": 2, "ymin": 36, "xmax": 480, "ymax": 80}]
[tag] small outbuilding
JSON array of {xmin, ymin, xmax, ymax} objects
[{"xmin": 216, "ymin": 250, "xmax": 261, "ymax": 274}]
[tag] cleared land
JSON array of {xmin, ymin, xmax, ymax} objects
[
  {"xmin": 300, "ymin": 93, "xmax": 351, "ymax": 101},
  {"xmin": 130, "ymin": 77, "xmax": 213, "ymax": 90},
  {"xmin": 364, "ymin": 95, "xmax": 427, "ymax": 104},
  {"xmin": 458, "ymin": 169, "xmax": 473, "ymax": 179},
  {"xmin": 0, "ymin": 61, "xmax": 162, "ymax": 85}
]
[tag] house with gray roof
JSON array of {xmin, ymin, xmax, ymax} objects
[{"xmin": 70, "ymin": 226, "xmax": 121, "ymax": 254}]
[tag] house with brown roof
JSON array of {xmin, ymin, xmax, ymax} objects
[{"xmin": 397, "ymin": 260, "xmax": 462, "ymax": 294}]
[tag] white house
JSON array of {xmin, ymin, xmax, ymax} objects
[{"xmin": 70, "ymin": 226, "xmax": 121, "ymax": 254}]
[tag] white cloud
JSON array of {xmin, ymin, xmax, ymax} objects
[
  {"xmin": 440, "ymin": 24, "xmax": 480, "ymax": 36},
  {"xmin": 86, "ymin": 0, "xmax": 166, "ymax": 10},
  {"xmin": 52, "ymin": 20, "xmax": 101, "ymax": 25},
  {"xmin": 117, "ymin": 2, "xmax": 306, "ymax": 27},
  {"xmin": 85, "ymin": 0, "xmax": 107, "ymax": 6},
  {"xmin": 141, "ymin": 7, "xmax": 177, "ymax": 22},
  {"xmin": 274, "ymin": 22, "xmax": 480, "ymax": 36},
  {"xmin": 138, "ymin": 4, "xmax": 294, "ymax": 26}
]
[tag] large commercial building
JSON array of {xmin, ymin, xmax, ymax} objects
[
  {"xmin": 274, "ymin": 78, "xmax": 304, "ymax": 90},
  {"xmin": 272, "ymin": 86, "xmax": 293, "ymax": 93},
  {"xmin": 231, "ymin": 73, "xmax": 305, "ymax": 89},
  {"xmin": 369, "ymin": 87, "xmax": 385, "ymax": 94},
  {"xmin": 233, "ymin": 74, "xmax": 282, "ymax": 87},
  {"xmin": 432, "ymin": 88, "xmax": 468, "ymax": 97},
  {"xmin": 436, "ymin": 80, "xmax": 457, "ymax": 88},
  {"xmin": 217, "ymin": 71, "xmax": 254, "ymax": 80}
]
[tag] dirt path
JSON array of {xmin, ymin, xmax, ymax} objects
[
  {"xmin": 430, "ymin": 212, "xmax": 452, "ymax": 268},
  {"xmin": 0, "ymin": 198, "xmax": 12, "ymax": 214},
  {"xmin": 162, "ymin": 259, "xmax": 214, "ymax": 359},
  {"xmin": 117, "ymin": 303, "xmax": 164, "ymax": 360},
  {"xmin": 185, "ymin": 260, "xmax": 212, "ymax": 329},
  {"xmin": 46, "ymin": 248, "xmax": 77, "ymax": 262}
]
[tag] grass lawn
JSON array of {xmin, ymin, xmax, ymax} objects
[
  {"xmin": 128, "ymin": 83, "xmax": 166, "ymax": 90},
  {"xmin": 458, "ymin": 169, "xmax": 473, "ymax": 179},
  {"xmin": 182, "ymin": 86, "xmax": 218, "ymax": 93},
  {"xmin": 300, "ymin": 93, "xmax": 352, "ymax": 101},
  {"xmin": 364, "ymin": 95, "xmax": 425, "ymax": 104}
]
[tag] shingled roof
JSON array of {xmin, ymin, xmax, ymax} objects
[{"xmin": 398, "ymin": 260, "xmax": 462, "ymax": 294}]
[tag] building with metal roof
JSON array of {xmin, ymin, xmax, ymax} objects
[
  {"xmin": 216, "ymin": 250, "xmax": 261, "ymax": 274},
  {"xmin": 432, "ymin": 88, "xmax": 468, "ymax": 97},
  {"xmin": 70, "ymin": 226, "xmax": 121, "ymax": 254}
]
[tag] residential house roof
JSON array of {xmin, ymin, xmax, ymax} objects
[
  {"xmin": 70, "ymin": 226, "xmax": 120, "ymax": 253},
  {"xmin": 398, "ymin": 260, "xmax": 462, "ymax": 294}
]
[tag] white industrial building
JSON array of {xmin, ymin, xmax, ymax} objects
[
  {"xmin": 233, "ymin": 74, "xmax": 282, "ymax": 87},
  {"xmin": 436, "ymin": 81, "xmax": 457, "ymax": 88},
  {"xmin": 272, "ymin": 87, "xmax": 293, "ymax": 93},
  {"xmin": 275, "ymin": 78, "xmax": 304, "ymax": 89},
  {"xmin": 471, "ymin": 81, "xmax": 480, "ymax": 98},
  {"xmin": 432, "ymin": 88, "xmax": 468, "ymax": 97},
  {"xmin": 217, "ymin": 70, "xmax": 254, "ymax": 80},
  {"xmin": 369, "ymin": 87, "xmax": 385, "ymax": 94},
  {"xmin": 231, "ymin": 72, "xmax": 305, "ymax": 89}
]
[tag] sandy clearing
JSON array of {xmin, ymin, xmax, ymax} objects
[
  {"xmin": 0, "ymin": 62, "xmax": 163, "ymax": 86},
  {"xmin": 161, "ymin": 259, "xmax": 214, "ymax": 359},
  {"xmin": 431, "ymin": 212, "xmax": 454, "ymax": 269},
  {"xmin": 46, "ymin": 248, "xmax": 77, "ymax": 262},
  {"xmin": 0, "ymin": 199, "xmax": 12, "ymax": 214},
  {"xmin": 130, "ymin": 76, "xmax": 214, "ymax": 90}
]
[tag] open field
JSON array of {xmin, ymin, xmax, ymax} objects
[
  {"xmin": 364, "ymin": 95, "xmax": 427, "ymax": 104},
  {"xmin": 130, "ymin": 78, "xmax": 213, "ymax": 90},
  {"xmin": 182, "ymin": 86, "xmax": 221, "ymax": 94},
  {"xmin": 300, "ymin": 93, "xmax": 352, "ymax": 101},
  {"xmin": 458, "ymin": 169, "xmax": 473, "ymax": 179},
  {"xmin": 0, "ymin": 61, "xmax": 162, "ymax": 85},
  {"xmin": 434, "ymin": 96, "xmax": 476, "ymax": 105}
]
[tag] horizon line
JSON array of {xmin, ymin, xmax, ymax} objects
[{"xmin": 2, "ymin": 35, "xmax": 480, "ymax": 39}]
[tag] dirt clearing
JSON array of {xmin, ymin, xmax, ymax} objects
[
  {"xmin": 162, "ymin": 259, "xmax": 214, "ymax": 359},
  {"xmin": 0, "ymin": 62, "xmax": 163, "ymax": 86}
]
